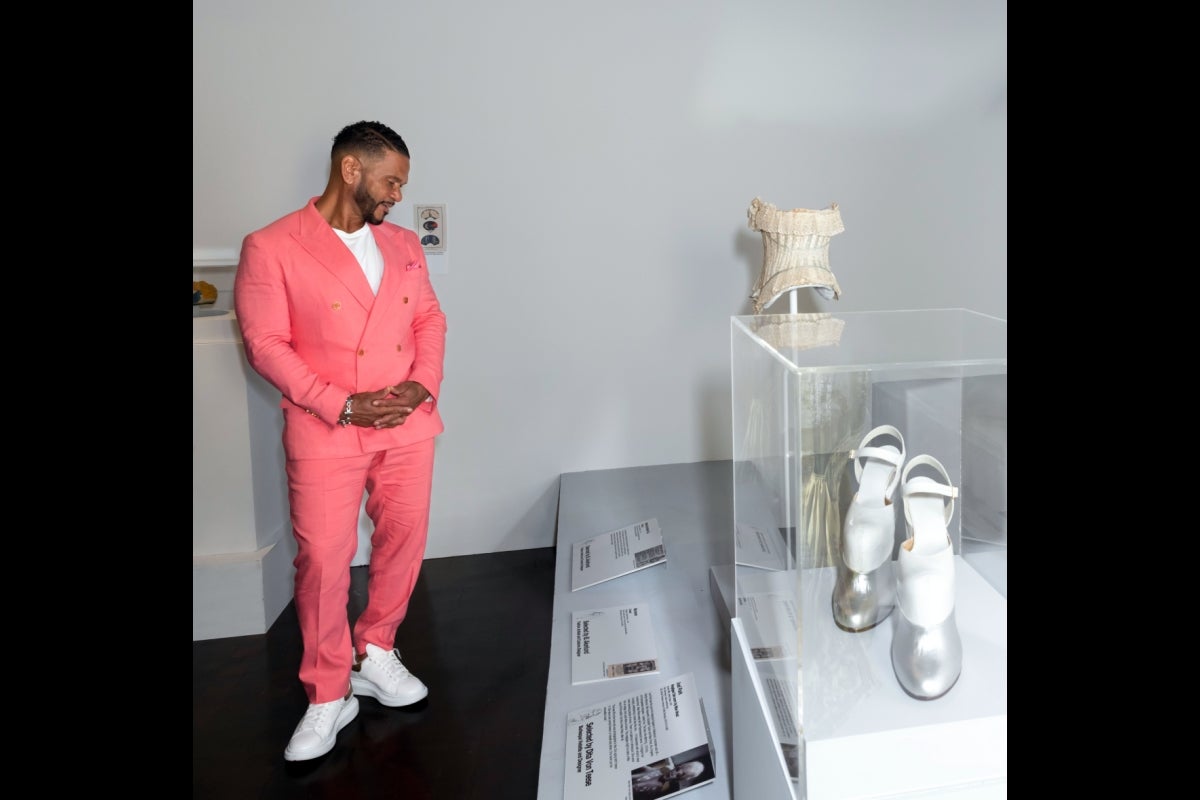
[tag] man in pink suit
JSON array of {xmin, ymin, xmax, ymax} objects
[{"xmin": 234, "ymin": 120, "xmax": 446, "ymax": 762}]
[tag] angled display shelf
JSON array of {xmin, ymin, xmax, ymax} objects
[{"xmin": 728, "ymin": 309, "xmax": 1007, "ymax": 800}]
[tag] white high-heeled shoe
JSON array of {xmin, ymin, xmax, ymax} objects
[
  {"xmin": 832, "ymin": 425, "xmax": 904, "ymax": 632},
  {"xmin": 891, "ymin": 454, "xmax": 962, "ymax": 700}
]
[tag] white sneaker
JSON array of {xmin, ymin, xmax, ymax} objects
[
  {"xmin": 283, "ymin": 694, "xmax": 359, "ymax": 762},
  {"xmin": 351, "ymin": 643, "xmax": 429, "ymax": 707}
]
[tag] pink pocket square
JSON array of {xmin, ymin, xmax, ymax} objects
[{"xmin": 406, "ymin": 261, "xmax": 423, "ymax": 271}]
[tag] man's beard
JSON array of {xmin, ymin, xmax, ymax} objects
[{"xmin": 355, "ymin": 184, "xmax": 388, "ymax": 225}]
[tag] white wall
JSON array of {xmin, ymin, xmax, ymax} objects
[{"xmin": 193, "ymin": 0, "xmax": 1007, "ymax": 558}]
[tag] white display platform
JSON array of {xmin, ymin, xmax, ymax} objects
[
  {"xmin": 193, "ymin": 310, "xmax": 292, "ymax": 640},
  {"xmin": 799, "ymin": 558, "xmax": 1007, "ymax": 799},
  {"xmin": 538, "ymin": 461, "xmax": 734, "ymax": 800},
  {"xmin": 720, "ymin": 557, "xmax": 1008, "ymax": 798},
  {"xmin": 732, "ymin": 620, "xmax": 1007, "ymax": 800},
  {"xmin": 732, "ymin": 620, "xmax": 796, "ymax": 800}
]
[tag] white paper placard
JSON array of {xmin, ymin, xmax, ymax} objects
[
  {"xmin": 570, "ymin": 518, "xmax": 666, "ymax": 591},
  {"xmin": 563, "ymin": 672, "xmax": 717, "ymax": 799},
  {"xmin": 571, "ymin": 604, "xmax": 660, "ymax": 686}
]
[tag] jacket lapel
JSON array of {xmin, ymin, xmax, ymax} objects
[
  {"xmin": 367, "ymin": 225, "xmax": 418, "ymax": 326},
  {"xmin": 291, "ymin": 199, "xmax": 376, "ymax": 312}
]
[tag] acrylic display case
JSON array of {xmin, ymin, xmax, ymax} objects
[{"xmin": 728, "ymin": 309, "xmax": 1007, "ymax": 800}]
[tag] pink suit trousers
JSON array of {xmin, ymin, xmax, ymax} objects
[{"xmin": 287, "ymin": 438, "xmax": 435, "ymax": 703}]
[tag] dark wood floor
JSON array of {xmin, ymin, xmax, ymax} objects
[{"xmin": 193, "ymin": 547, "xmax": 556, "ymax": 800}]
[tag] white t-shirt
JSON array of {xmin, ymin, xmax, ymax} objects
[{"xmin": 334, "ymin": 224, "xmax": 384, "ymax": 295}]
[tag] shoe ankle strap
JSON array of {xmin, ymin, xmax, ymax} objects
[
  {"xmin": 850, "ymin": 424, "xmax": 906, "ymax": 498},
  {"xmin": 901, "ymin": 454, "xmax": 958, "ymax": 527}
]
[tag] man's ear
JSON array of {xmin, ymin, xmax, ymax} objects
[{"xmin": 341, "ymin": 154, "xmax": 361, "ymax": 185}]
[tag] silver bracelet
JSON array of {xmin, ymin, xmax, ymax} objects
[{"xmin": 338, "ymin": 395, "xmax": 353, "ymax": 427}]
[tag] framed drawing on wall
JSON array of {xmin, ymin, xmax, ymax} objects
[{"xmin": 414, "ymin": 204, "xmax": 446, "ymax": 254}]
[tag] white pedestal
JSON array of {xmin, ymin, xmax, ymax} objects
[
  {"xmin": 731, "ymin": 556, "xmax": 1007, "ymax": 799},
  {"xmin": 193, "ymin": 311, "xmax": 291, "ymax": 640}
]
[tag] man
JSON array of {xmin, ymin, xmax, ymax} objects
[{"xmin": 234, "ymin": 120, "xmax": 446, "ymax": 762}]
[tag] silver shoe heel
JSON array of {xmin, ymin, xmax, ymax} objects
[
  {"xmin": 832, "ymin": 558, "xmax": 895, "ymax": 632},
  {"xmin": 890, "ymin": 454, "xmax": 962, "ymax": 700},
  {"xmin": 891, "ymin": 608, "xmax": 963, "ymax": 700}
]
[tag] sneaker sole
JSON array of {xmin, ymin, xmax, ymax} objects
[
  {"xmin": 350, "ymin": 674, "xmax": 429, "ymax": 707},
  {"xmin": 283, "ymin": 696, "xmax": 360, "ymax": 762}
]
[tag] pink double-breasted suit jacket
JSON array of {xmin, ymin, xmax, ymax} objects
[{"xmin": 234, "ymin": 197, "xmax": 446, "ymax": 459}]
